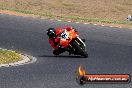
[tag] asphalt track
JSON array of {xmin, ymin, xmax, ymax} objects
[{"xmin": 0, "ymin": 14, "xmax": 132, "ymax": 88}]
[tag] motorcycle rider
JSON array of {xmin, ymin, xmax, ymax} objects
[{"xmin": 47, "ymin": 26, "xmax": 78, "ymax": 55}]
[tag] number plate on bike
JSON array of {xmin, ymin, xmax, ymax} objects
[{"xmin": 59, "ymin": 30, "xmax": 69, "ymax": 39}]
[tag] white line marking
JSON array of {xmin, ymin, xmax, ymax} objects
[
  {"xmin": 58, "ymin": 20, "xmax": 62, "ymax": 21},
  {"xmin": 76, "ymin": 22, "xmax": 80, "ymax": 23},
  {"xmin": 67, "ymin": 21, "xmax": 71, "ymax": 22},
  {"xmin": 94, "ymin": 24, "xmax": 97, "ymax": 25},
  {"xmin": 84, "ymin": 23, "xmax": 89, "ymax": 24},
  {"xmin": 40, "ymin": 18, "xmax": 124, "ymax": 29}
]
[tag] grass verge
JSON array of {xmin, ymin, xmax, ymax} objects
[
  {"xmin": 0, "ymin": 0, "xmax": 132, "ymax": 29},
  {"xmin": 0, "ymin": 49, "xmax": 21, "ymax": 64},
  {"xmin": 0, "ymin": 7, "xmax": 132, "ymax": 25}
]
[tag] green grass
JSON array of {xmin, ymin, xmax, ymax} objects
[{"xmin": 0, "ymin": 49, "xmax": 21, "ymax": 64}]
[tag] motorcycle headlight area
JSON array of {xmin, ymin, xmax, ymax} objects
[{"xmin": 59, "ymin": 30, "xmax": 70, "ymax": 39}]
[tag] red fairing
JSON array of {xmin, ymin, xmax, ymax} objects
[
  {"xmin": 64, "ymin": 26, "xmax": 78, "ymax": 34},
  {"xmin": 48, "ymin": 26, "xmax": 76, "ymax": 49},
  {"xmin": 63, "ymin": 26, "xmax": 73, "ymax": 31},
  {"xmin": 55, "ymin": 28, "xmax": 64, "ymax": 35},
  {"xmin": 49, "ymin": 37, "xmax": 60, "ymax": 49},
  {"xmin": 49, "ymin": 39, "xmax": 55, "ymax": 48}
]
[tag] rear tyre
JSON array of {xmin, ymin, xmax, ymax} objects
[{"xmin": 72, "ymin": 40, "xmax": 88, "ymax": 58}]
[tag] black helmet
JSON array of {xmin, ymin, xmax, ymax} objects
[{"xmin": 47, "ymin": 28, "xmax": 56, "ymax": 39}]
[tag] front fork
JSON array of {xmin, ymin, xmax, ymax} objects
[
  {"xmin": 68, "ymin": 37, "xmax": 86, "ymax": 54},
  {"xmin": 68, "ymin": 40, "xmax": 76, "ymax": 54},
  {"xmin": 68, "ymin": 39, "xmax": 80, "ymax": 54},
  {"xmin": 76, "ymin": 37, "xmax": 86, "ymax": 51}
]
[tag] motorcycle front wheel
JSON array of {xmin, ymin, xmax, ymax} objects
[{"xmin": 72, "ymin": 40, "xmax": 88, "ymax": 58}]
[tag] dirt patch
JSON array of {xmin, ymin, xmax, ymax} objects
[
  {"xmin": 1, "ymin": 0, "xmax": 132, "ymax": 20},
  {"xmin": 0, "ymin": 10, "xmax": 37, "ymax": 18},
  {"xmin": 0, "ymin": 10, "xmax": 132, "ymax": 29}
]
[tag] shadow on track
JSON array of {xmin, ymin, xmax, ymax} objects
[{"xmin": 38, "ymin": 54, "xmax": 85, "ymax": 58}]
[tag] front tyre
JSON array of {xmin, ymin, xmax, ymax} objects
[{"xmin": 72, "ymin": 40, "xmax": 88, "ymax": 58}]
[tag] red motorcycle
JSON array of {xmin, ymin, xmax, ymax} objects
[{"xmin": 57, "ymin": 29, "xmax": 88, "ymax": 58}]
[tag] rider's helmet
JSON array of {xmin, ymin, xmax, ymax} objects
[{"xmin": 47, "ymin": 28, "xmax": 56, "ymax": 39}]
